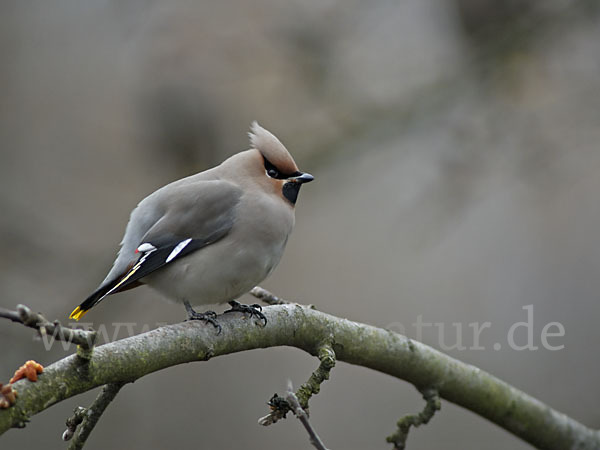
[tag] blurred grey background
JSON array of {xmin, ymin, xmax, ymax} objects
[{"xmin": 2, "ymin": 1, "xmax": 600, "ymax": 449}]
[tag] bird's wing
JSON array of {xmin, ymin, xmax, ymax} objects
[{"xmin": 70, "ymin": 180, "xmax": 242, "ymax": 320}]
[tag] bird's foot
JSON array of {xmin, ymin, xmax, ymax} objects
[
  {"xmin": 184, "ymin": 301, "xmax": 221, "ymax": 334},
  {"xmin": 224, "ymin": 300, "xmax": 267, "ymax": 326}
]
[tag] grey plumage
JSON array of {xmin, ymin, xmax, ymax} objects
[{"xmin": 70, "ymin": 122, "xmax": 313, "ymax": 320}]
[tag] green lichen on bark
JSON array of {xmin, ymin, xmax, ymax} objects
[
  {"xmin": 386, "ymin": 387, "xmax": 441, "ymax": 449},
  {"xmin": 296, "ymin": 343, "xmax": 336, "ymax": 410}
]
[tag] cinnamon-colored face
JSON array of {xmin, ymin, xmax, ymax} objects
[{"xmin": 247, "ymin": 122, "xmax": 314, "ymax": 205}]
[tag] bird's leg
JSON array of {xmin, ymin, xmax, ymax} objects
[
  {"xmin": 183, "ymin": 300, "xmax": 221, "ymax": 334},
  {"xmin": 224, "ymin": 300, "xmax": 267, "ymax": 326}
]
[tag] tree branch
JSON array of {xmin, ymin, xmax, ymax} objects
[
  {"xmin": 1, "ymin": 303, "xmax": 598, "ymax": 449},
  {"xmin": 259, "ymin": 342, "xmax": 335, "ymax": 426},
  {"xmin": 285, "ymin": 382, "xmax": 330, "ymax": 450},
  {"xmin": 66, "ymin": 382, "xmax": 125, "ymax": 450},
  {"xmin": 386, "ymin": 387, "xmax": 441, "ymax": 449},
  {"xmin": 63, "ymin": 407, "xmax": 87, "ymax": 441},
  {"xmin": 249, "ymin": 286, "xmax": 290, "ymax": 305},
  {"xmin": 0, "ymin": 304, "xmax": 96, "ymax": 349}
]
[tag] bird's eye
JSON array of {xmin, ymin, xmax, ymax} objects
[{"xmin": 267, "ymin": 168, "xmax": 279, "ymax": 178}]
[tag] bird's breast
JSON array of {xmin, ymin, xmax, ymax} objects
[{"xmin": 143, "ymin": 194, "xmax": 294, "ymax": 305}]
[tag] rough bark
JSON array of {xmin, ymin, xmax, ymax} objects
[{"xmin": 1, "ymin": 304, "xmax": 598, "ymax": 449}]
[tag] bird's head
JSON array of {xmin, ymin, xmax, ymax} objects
[{"xmin": 245, "ymin": 121, "xmax": 314, "ymax": 205}]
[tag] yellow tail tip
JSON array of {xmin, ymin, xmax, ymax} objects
[{"xmin": 69, "ymin": 306, "xmax": 88, "ymax": 321}]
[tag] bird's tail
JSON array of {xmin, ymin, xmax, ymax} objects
[
  {"xmin": 69, "ymin": 285, "xmax": 112, "ymax": 320},
  {"xmin": 69, "ymin": 259, "xmax": 146, "ymax": 320}
]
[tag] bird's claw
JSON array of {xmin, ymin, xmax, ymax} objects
[
  {"xmin": 184, "ymin": 303, "xmax": 222, "ymax": 334},
  {"xmin": 225, "ymin": 300, "xmax": 267, "ymax": 326}
]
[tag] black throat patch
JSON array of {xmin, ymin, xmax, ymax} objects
[{"xmin": 282, "ymin": 182, "xmax": 301, "ymax": 205}]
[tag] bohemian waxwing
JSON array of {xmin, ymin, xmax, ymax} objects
[{"xmin": 69, "ymin": 122, "xmax": 313, "ymax": 330}]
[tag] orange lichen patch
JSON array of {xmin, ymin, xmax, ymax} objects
[
  {"xmin": 0, "ymin": 383, "xmax": 18, "ymax": 408},
  {"xmin": 9, "ymin": 360, "xmax": 44, "ymax": 384}
]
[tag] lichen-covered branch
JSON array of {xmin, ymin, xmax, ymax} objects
[
  {"xmin": 0, "ymin": 304, "xmax": 96, "ymax": 349},
  {"xmin": 259, "ymin": 342, "xmax": 336, "ymax": 426},
  {"xmin": 296, "ymin": 343, "xmax": 336, "ymax": 409},
  {"xmin": 387, "ymin": 387, "xmax": 441, "ymax": 449},
  {"xmin": 66, "ymin": 382, "xmax": 125, "ymax": 450},
  {"xmin": 0, "ymin": 303, "xmax": 598, "ymax": 450}
]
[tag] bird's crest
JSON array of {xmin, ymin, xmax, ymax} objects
[{"xmin": 249, "ymin": 121, "xmax": 299, "ymax": 175}]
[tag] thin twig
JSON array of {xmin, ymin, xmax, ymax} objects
[
  {"xmin": 259, "ymin": 342, "xmax": 336, "ymax": 426},
  {"xmin": 0, "ymin": 307, "xmax": 22, "ymax": 324},
  {"xmin": 249, "ymin": 286, "xmax": 290, "ymax": 305},
  {"xmin": 67, "ymin": 382, "xmax": 125, "ymax": 450},
  {"xmin": 386, "ymin": 387, "xmax": 441, "ymax": 450},
  {"xmin": 0, "ymin": 304, "xmax": 96, "ymax": 349},
  {"xmin": 286, "ymin": 381, "xmax": 330, "ymax": 450}
]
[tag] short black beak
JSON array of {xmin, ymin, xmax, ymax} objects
[{"xmin": 290, "ymin": 172, "xmax": 314, "ymax": 184}]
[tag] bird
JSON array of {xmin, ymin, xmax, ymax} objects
[{"xmin": 69, "ymin": 122, "xmax": 313, "ymax": 331}]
